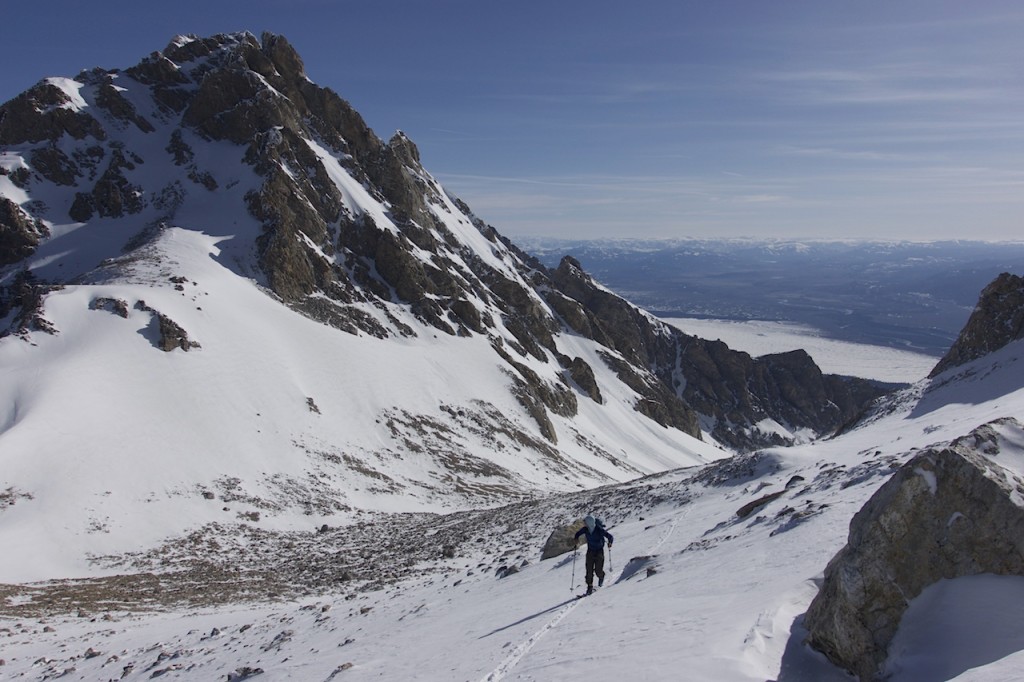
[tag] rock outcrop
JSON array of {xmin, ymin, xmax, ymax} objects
[
  {"xmin": 804, "ymin": 418, "xmax": 1024, "ymax": 680},
  {"xmin": 546, "ymin": 255, "xmax": 886, "ymax": 450},
  {"xmin": 0, "ymin": 198, "xmax": 48, "ymax": 267},
  {"xmin": 930, "ymin": 272, "xmax": 1024, "ymax": 378},
  {"xmin": 540, "ymin": 519, "xmax": 586, "ymax": 560}
]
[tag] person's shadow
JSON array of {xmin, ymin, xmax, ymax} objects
[{"xmin": 477, "ymin": 597, "xmax": 579, "ymax": 639}]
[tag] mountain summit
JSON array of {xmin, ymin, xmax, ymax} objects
[{"xmin": 0, "ymin": 32, "xmax": 884, "ymax": 579}]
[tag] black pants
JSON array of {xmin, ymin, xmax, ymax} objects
[{"xmin": 585, "ymin": 549, "xmax": 605, "ymax": 587}]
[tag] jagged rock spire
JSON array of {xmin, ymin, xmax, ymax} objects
[{"xmin": 930, "ymin": 272, "xmax": 1024, "ymax": 377}]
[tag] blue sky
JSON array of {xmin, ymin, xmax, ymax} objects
[{"xmin": 3, "ymin": 0, "xmax": 1023, "ymax": 241}]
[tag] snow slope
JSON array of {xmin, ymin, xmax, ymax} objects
[
  {"xmin": 3, "ymin": 339, "xmax": 1023, "ymax": 681},
  {"xmin": 0, "ymin": 225, "xmax": 721, "ymax": 583}
]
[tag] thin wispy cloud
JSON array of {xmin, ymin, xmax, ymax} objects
[
  {"xmin": 3, "ymin": 0, "xmax": 1021, "ymax": 241},
  {"xmin": 777, "ymin": 146, "xmax": 925, "ymax": 163}
]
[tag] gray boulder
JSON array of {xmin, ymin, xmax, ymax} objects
[
  {"xmin": 804, "ymin": 418, "xmax": 1024, "ymax": 680},
  {"xmin": 540, "ymin": 519, "xmax": 585, "ymax": 560}
]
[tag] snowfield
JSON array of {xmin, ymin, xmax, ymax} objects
[
  {"xmin": 2, "ymin": 332, "xmax": 1023, "ymax": 680},
  {"xmin": 0, "ymin": 226, "xmax": 721, "ymax": 585}
]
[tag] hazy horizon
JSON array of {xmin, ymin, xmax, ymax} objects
[{"xmin": 4, "ymin": 0, "xmax": 1023, "ymax": 242}]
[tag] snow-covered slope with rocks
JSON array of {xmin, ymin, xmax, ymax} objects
[
  {"xmin": 0, "ymin": 32, "xmax": 887, "ymax": 583},
  {"xmin": 0, "ymin": 223, "xmax": 725, "ymax": 582},
  {"xmin": 1, "ymin": 334, "xmax": 1023, "ymax": 681},
  {"xmin": 0, "ymin": 33, "xmax": 723, "ymax": 583},
  {"xmin": 4, "ymin": 31, "xmax": 1023, "ymax": 681}
]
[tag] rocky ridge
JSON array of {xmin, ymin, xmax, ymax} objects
[
  {"xmin": 930, "ymin": 272, "xmax": 1024, "ymax": 378},
  {"xmin": 0, "ymin": 30, "xmax": 885, "ymax": 459}
]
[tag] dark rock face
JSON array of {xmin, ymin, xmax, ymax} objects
[
  {"xmin": 156, "ymin": 313, "xmax": 200, "ymax": 352},
  {"xmin": 0, "ymin": 80, "xmax": 105, "ymax": 145},
  {"xmin": 0, "ymin": 272, "xmax": 61, "ymax": 339},
  {"xmin": 131, "ymin": 300, "xmax": 200, "ymax": 352},
  {"xmin": 930, "ymin": 272, "xmax": 1024, "ymax": 378},
  {"xmin": 547, "ymin": 255, "xmax": 886, "ymax": 450},
  {"xmin": 0, "ymin": 198, "xmax": 48, "ymax": 267},
  {"xmin": 95, "ymin": 81, "xmax": 154, "ymax": 133},
  {"xmin": 565, "ymin": 356, "xmax": 603, "ymax": 404},
  {"xmin": 804, "ymin": 418, "xmax": 1024, "ymax": 680}
]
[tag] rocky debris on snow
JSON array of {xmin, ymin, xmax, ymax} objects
[
  {"xmin": 0, "ymin": 272, "xmax": 61, "ymax": 339},
  {"xmin": 0, "ymin": 464, "xmax": 695, "ymax": 619},
  {"xmin": 133, "ymin": 300, "xmax": 200, "ymax": 351},
  {"xmin": 325, "ymin": 662, "xmax": 354, "ymax": 680},
  {"xmin": 262, "ymin": 629, "xmax": 293, "ymax": 652},
  {"xmin": 930, "ymin": 272, "xmax": 1024, "ymax": 378},
  {"xmin": 0, "ymin": 486, "xmax": 35, "ymax": 510},
  {"xmin": 693, "ymin": 451, "xmax": 782, "ymax": 487},
  {"xmin": 226, "ymin": 666, "xmax": 265, "ymax": 680},
  {"xmin": 735, "ymin": 490, "xmax": 786, "ymax": 519},
  {"xmin": 495, "ymin": 564, "xmax": 520, "ymax": 579},
  {"xmin": 804, "ymin": 418, "xmax": 1024, "ymax": 681},
  {"xmin": 90, "ymin": 296, "xmax": 130, "ymax": 318},
  {"xmin": 155, "ymin": 312, "xmax": 200, "ymax": 351}
]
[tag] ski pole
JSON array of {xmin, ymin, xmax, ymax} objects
[
  {"xmin": 608, "ymin": 545, "xmax": 612, "ymax": 574},
  {"xmin": 571, "ymin": 547, "xmax": 578, "ymax": 592}
]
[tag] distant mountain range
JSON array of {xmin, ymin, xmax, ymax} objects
[{"xmin": 519, "ymin": 237, "xmax": 1024, "ymax": 356}]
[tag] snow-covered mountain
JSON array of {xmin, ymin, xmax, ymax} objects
[
  {"xmin": 4, "ymin": 31, "xmax": 1024, "ymax": 682},
  {"xmin": 0, "ymin": 32, "xmax": 886, "ymax": 581},
  {"xmin": 1, "ymin": 286, "xmax": 1022, "ymax": 681}
]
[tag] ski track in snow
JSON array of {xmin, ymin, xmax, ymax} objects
[
  {"xmin": 479, "ymin": 509, "xmax": 683, "ymax": 681},
  {"xmin": 478, "ymin": 598, "xmax": 583, "ymax": 682},
  {"xmin": 645, "ymin": 514, "xmax": 679, "ymax": 555}
]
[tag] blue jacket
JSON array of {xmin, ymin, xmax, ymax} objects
[{"xmin": 575, "ymin": 524, "xmax": 613, "ymax": 553}]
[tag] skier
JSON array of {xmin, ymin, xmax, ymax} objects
[{"xmin": 572, "ymin": 514, "xmax": 613, "ymax": 595}]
